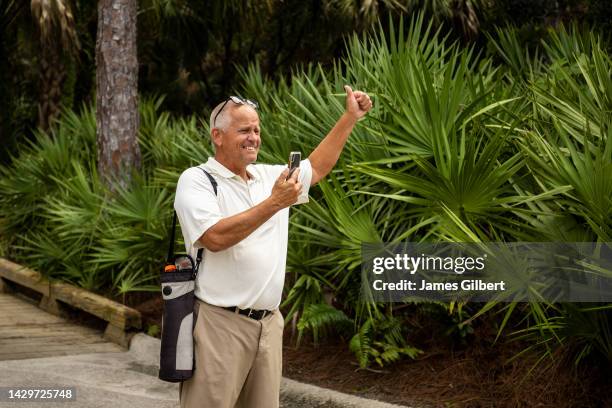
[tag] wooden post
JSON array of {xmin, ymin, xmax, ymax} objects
[
  {"xmin": 39, "ymin": 293, "xmax": 68, "ymax": 317},
  {"xmin": 0, "ymin": 277, "xmax": 12, "ymax": 293},
  {"xmin": 104, "ymin": 323, "xmax": 134, "ymax": 348}
]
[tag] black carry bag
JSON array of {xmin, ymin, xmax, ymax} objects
[{"xmin": 158, "ymin": 168, "xmax": 217, "ymax": 382}]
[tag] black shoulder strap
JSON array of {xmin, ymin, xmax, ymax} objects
[
  {"xmin": 194, "ymin": 168, "xmax": 217, "ymax": 273},
  {"xmin": 166, "ymin": 168, "xmax": 218, "ymax": 273},
  {"xmin": 200, "ymin": 168, "xmax": 218, "ymax": 195},
  {"xmin": 166, "ymin": 212, "xmax": 178, "ymax": 264}
]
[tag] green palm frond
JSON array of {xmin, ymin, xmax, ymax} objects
[
  {"xmin": 296, "ymin": 303, "xmax": 352, "ymax": 346},
  {"xmin": 350, "ymin": 316, "xmax": 422, "ymax": 368}
]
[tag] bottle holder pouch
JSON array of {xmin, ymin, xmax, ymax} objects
[
  {"xmin": 159, "ymin": 168, "xmax": 216, "ymax": 383},
  {"xmin": 159, "ymin": 268, "xmax": 196, "ymax": 382}
]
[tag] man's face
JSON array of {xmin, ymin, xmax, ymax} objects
[{"xmin": 214, "ymin": 105, "xmax": 261, "ymax": 168}]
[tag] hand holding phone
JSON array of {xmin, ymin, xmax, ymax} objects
[{"xmin": 287, "ymin": 151, "xmax": 301, "ymax": 180}]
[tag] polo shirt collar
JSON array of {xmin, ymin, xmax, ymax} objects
[{"xmin": 204, "ymin": 157, "xmax": 259, "ymax": 181}]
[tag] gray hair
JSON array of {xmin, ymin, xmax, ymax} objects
[
  {"xmin": 209, "ymin": 101, "xmax": 232, "ymax": 132},
  {"xmin": 208, "ymin": 101, "xmax": 232, "ymax": 150}
]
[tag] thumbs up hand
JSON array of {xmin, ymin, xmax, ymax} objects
[{"xmin": 344, "ymin": 85, "xmax": 373, "ymax": 120}]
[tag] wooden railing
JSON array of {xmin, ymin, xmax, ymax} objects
[{"xmin": 0, "ymin": 258, "xmax": 142, "ymax": 348}]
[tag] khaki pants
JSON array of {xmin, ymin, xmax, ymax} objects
[{"xmin": 179, "ymin": 300, "xmax": 284, "ymax": 408}]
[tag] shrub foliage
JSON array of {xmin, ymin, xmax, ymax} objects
[{"xmin": 1, "ymin": 16, "xmax": 611, "ymax": 368}]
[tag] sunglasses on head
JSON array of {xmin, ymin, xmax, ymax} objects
[{"xmin": 213, "ymin": 96, "xmax": 259, "ymax": 128}]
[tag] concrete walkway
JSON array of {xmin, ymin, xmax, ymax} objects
[{"xmin": 0, "ymin": 293, "xmax": 413, "ymax": 408}]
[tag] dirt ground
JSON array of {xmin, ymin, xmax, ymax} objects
[
  {"xmin": 134, "ymin": 296, "xmax": 612, "ymax": 408},
  {"xmin": 281, "ymin": 330, "xmax": 611, "ymax": 408}
]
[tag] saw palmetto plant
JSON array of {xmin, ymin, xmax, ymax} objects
[{"xmin": 1, "ymin": 14, "xmax": 610, "ymax": 368}]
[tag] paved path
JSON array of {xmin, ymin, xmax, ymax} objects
[
  {"xmin": 0, "ymin": 292, "xmax": 411, "ymax": 408},
  {"xmin": 0, "ymin": 292, "xmax": 177, "ymax": 407}
]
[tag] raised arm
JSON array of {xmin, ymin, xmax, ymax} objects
[{"xmin": 308, "ymin": 85, "xmax": 372, "ymax": 186}]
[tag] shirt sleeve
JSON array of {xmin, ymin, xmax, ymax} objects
[
  {"xmin": 294, "ymin": 159, "xmax": 312, "ymax": 205},
  {"xmin": 174, "ymin": 167, "xmax": 222, "ymax": 249}
]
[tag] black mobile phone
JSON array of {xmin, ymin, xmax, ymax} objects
[{"xmin": 287, "ymin": 151, "xmax": 301, "ymax": 179}]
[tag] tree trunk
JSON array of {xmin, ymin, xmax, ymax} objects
[
  {"xmin": 95, "ymin": 0, "xmax": 141, "ymax": 190},
  {"xmin": 38, "ymin": 44, "xmax": 65, "ymax": 131}
]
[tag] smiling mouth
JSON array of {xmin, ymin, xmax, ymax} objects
[{"xmin": 242, "ymin": 146, "xmax": 257, "ymax": 151}]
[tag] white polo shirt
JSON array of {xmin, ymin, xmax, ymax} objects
[{"xmin": 174, "ymin": 157, "xmax": 312, "ymax": 310}]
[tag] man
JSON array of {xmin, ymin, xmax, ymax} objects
[{"xmin": 174, "ymin": 85, "xmax": 372, "ymax": 408}]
